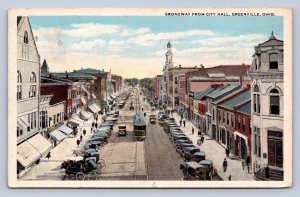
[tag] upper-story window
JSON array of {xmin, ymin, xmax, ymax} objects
[
  {"xmin": 175, "ymin": 87, "xmax": 178, "ymax": 94},
  {"xmin": 17, "ymin": 71, "xmax": 22, "ymax": 83},
  {"xmin": 270, "ymin": 88, "xmax": 280, "ymax": 115},
  {"xmin": 269, "ymin": 53, "xmax": 279, "ymax": 69},
  {"xmin": 175, "ymin": 77, "xmax": 178, "ymax": 84},
  {"xmin": 30, "ymin": 72, "xmax": 36, "ymax": 82},
  {"xmin": 253, "ymin": 84, "xmax": 260, "ymax": 114},
  {"xmin": 23, "ymin": 31, "xmax": 29, "ymax": 59}
]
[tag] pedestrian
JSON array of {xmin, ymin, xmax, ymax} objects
[
  {"xmin": 76, "ymin": 139, "xmax": 80, "ymax": 147},
  {"xmin": 80, "ymin": 135, "xmax": 83, "ymax": 142},
  {"xmin": 265, "ymin": 165, "xmax": 270, "ymax": 179},
  {"xmin": 183, "ymin": 120, "xmax": 186, "ymax": 127},
  {"xmin": 181, "ymin": 114, "xmax": 183, "ymax": 119},
  {"xmin": 228, "ymin": 175, "xmax": 232, "ymax": 181},
  {"xmin": 223, "ymin": 158, "xmax": 228, "ymax": 172},
  {"xmin": 92, "ymin": 122, "xmax": 95, "ymax": 128},
  {"xmin": 179, "ymin": 119, "xmax": 182, "ymax": 126},
  {"xmin": 46, "ymin": 152, "xmax": 51, "ymax": 160},
  {"xmin": 192, "ymin": 127, "xmax": 194, "ymax": 135},
  {"xmin": 90, "ymin": 127, "xmax": 93, "ymax": 133},
  {"xmin": 142, "ymin": 107, "xmax": 144, "ymax": 111},
  {"xmin": 226, "ymin": 148, "xmax": 230, "ymax": 158},
  {"xmin": 246, "ymin": 156, "xmax": 250, "ymax": 173},
  {"xmin": 83, "ymin": 129, "xmax": 86, "ymax": 136},
  {"xmin": 201, "ymin": 135, "xmax": 205, "ymax": 144},
  {"xmin": 95, "ymin": 122, "xmax": 98, "ymax": 128}
]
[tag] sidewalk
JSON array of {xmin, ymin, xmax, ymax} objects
[
  {"xmin": 21, "ymin": 115, "xmax": 103, "ymax": 180},
  {"xmin": 172, "ymin": 113, "xmax": 254, "ymax": 181}
]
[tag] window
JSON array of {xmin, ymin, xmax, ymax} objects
[
  {"xmin": 17, "ymin": 85, "xmax": 22, "ymax": 100},
  {"xmin": 23, "ymin": 31, "xmax": 29, "ymax": 59},
  {"xmin": 175, "ymin": 77, "xmax": 178, "ymax": 84},
  {"xmin": 242, "ymin": 116, "xmax": 246, "ymax": 131},
  {"xmin": 54, "ymin": 115, "xmax": 56, "ymax": 124},
  {"xmin": 17, "ymin": 71, "xmax": 22, "ymax": 83},
  {"xmin": 175, "ymin": 87, "xmax": 178, "ymax": 94},
  {"xmin": 28, "ymin": 112, "xmax": 36, "ymax": 130},
  {"xmin": 231, "ymin": 114, "xmax": 234, "ymax": 127},
  {"xmin": 226, "ymin": 113, "xmax": 229, "ymax": 125},
  {"xmin": 254, "ymin": 59, "xmax": 258, "ymax": 70},
  {"xmin": 254, "ymin": 127, "xmax": 261, "ymax": 157},
  {"xmin": 29, "ymin": 85, "xmax": 36, "ymax": 98},
  {"xmin": 212, "ymin": 109, "xmax": 215, "ymax": 121},
  {"xmin": 270, "ymin": 89, "xmax": 280, "ymax": 115},
  {"xmin": 218, "ymin": 110, "xmax": 221, "ymax": 121},
  {"xmin": 223, "ymin": 111, "xmax": 225, "ymax": 123},
  {"xmin": 253, "ymin": 84, "xmax": 260, "ymax": 114},
  {"xmin": 17, "ymin": 126, "xmax": 23, "ymax": 137},
  {"xmin": 237, "ymin": 115, "xmax": 241, "ymax": 129},
  {"xmin": 269, "ymin": 53, "xmax": 278, "ymax": 69},
  {"xmin": 30, "ymin": 72, "xmax": 36, "ymax": 82}
]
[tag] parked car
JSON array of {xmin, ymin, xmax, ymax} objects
[
  {"xmin": 118, "ymin": 124, "xmax": 127, "ymax": 136},
  {"xmin": 176, "ymin": 142, "xmax": 195, "ymax": 153},
  {"xmin": 180, "ymin": 161, "xmax": 215, "ymax": 180},
  {"xmin": 192, "ymin": 151, "xmax": 206, "ymax": 163},
  {"xmin": 149, "ymin": 115, "xmax": 156, "ymax": 124},
  {"xmin": 181, "ymin": 146, "xmax": 200, "ymax": 160}
]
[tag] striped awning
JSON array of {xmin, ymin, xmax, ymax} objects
[
  {"xmin": 50, "ymin": 129, "xmax": 67, "ymax": 142},
  {"xmin": 27, "ymin": 134, "xmax": 52, "ymax": 157},
  {"xmin": 17, "ymin": 141, "xmax": 41, "ymax": 168},
  {"xmin": 58, "ymin": 125, "xmax": 73, "ymax": 135}
]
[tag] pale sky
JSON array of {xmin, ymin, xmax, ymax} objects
[{"xmin": 29, "ymin": 16, "xmax": 283, "ymax": 79}]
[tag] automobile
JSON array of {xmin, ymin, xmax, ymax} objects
[
  {"xmin": 107, "ymin": 111, "xmax": 119, "ymax": 116},
  {"xmin": 174, "ymin": 139, "xmax": 193, "ymax": 147},
  {"xmin": 130, "ymin": 106, "xmax": 134, "ymax": 110},
  {"xmin": 151, "ymin": 107, "xmax": 156, "ymax": 113},
  {"xmin": 149, "ymin": 115, "xmax": 157, "ymax": 124},
  {"xmin": 85, "ymin": 140, "xmax": 106, "ymax": 150},
  {"xmin": 192, "ymin": 151, "xmax": 206, "ymax": 163},
  {"xmin": 89, "ymin": 136, "xmax": 108, "ymax": 143},
  {"xmin": 180, "ymin": 161, "xmax": 204, "ymax": 181},
  {"xmin": 118, "ymin": 124, "xmax": 127, "ymax": 136},
  {"xmin": 173, "ymin": 135, "xmax": 190, "ymax": 142},
  {"xmin": 197, "ymin": 160, "xmax": 217, "ymax": 179},
  {"xmin": 181, "ymin": 146, "xmax": 200, "ymax": 160},
  {"xmin": 175, "ymin": 142, "xmax": 195, "ymax": 153},
  {"xmin": 105, "ymin": 117, "xmax": 118, "ymax": 122},
  {"xmin": 99, "ymin": 122, "xmax": 114, "ymax": 129}
]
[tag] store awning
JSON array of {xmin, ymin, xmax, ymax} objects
[
  {"xmin": 88, "ymin": 105, "xmax": 98, "ymax": 114},
  {"xmin": 92, "ymin": 103, "xmax": 101, "ymax": 111},
  {"xmin": 69, "ymin": 118, "xmax": 83, "ymax": 126},
  {"xmin": 17, "ymin": 141, "xmax": 41, "ymax": 168},
  {"xmin": 27, "ymin": 134, "xmax": 52, "ymax": 157},
  {"xmin": 50, "ymin": 129, "xmax": 67, "ymax": 142},
  {"xmin": 58, "ymin": 125, "xmax": 73, "ymax": 135},
  {"xmin": 81, "ymin": 97, "xmax": 87, "ymax": 105},
  {"xmin": 17, "ymin": 117, "xmax": 29, "ymax": 130},
  {"xmin": 92, "ymin": 93, "xmax": 97, "ymax": 99},
  {"xmin": 80, "ymin": 110, "xmax": 91, "ymax": 120}
]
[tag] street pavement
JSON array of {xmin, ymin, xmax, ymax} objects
[{"xmin": 172, "ymin": 113, "xmax": 255, "ymax": 181}]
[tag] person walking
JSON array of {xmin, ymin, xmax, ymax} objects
[
  {"xmin": 192, "ymin": 127, "xmax": 194, "ymax": 135},
  {"xmin": 265, "ymin": 165, "xmax": 270, "ymax": 179},
  {"xmin": 92, "ymin": 122, "xmax": 95, "ymax": 128},
  {"xmin": 226, "ymin": 148, "xmax": 230, "ymax": 158},
  {"xmin": 179, "ymin": 119, "xmax": 182, "ymax": 127},
  {"xmin": 223, "ymin": 158, "xmax": 228, "ymax": 172},
  {"xmin": 183, "ymin": 119, "xmax": 186, "ymax": 127},
  {"xmin": 83, "ymin": 129, "xmax": 86, "ymax": 136},
  {"xmin": 95, "ymin": 122, "xmax": 98, "ymax": 129},
  {"xmin": 228, "ymin": 174, "xmax": 232, "ymax": 181},
  {"xmin": 80, "ymin": 135, "xmax": 83, "ymax": 142},
  {"xmin": 201, "ymin": 135, "xmax": 205, "ymax": 144},
  {"xmin": 76, "ymin": 139, "xmax": 80, "ymax": 148},
  {"xmin": 246, "ymin": 156, "xmax": 251, "ymax": 173},
  {"xmin": 46, "ymin": 152, "xmax": 51, "ymax": 160}
]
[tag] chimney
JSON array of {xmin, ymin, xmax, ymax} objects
[
  {"xmin": 65, "ymin": 71, "xmax": 68, "ymax": 79},
  {"xmin": 179, "ymin": 64, "xmax": 182, "ymax": 68},
  {"xmin": 200, "ymin": 64, "xmax": 204, "ymax": 68}
]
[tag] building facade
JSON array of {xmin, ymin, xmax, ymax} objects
[
  {"xmin": 248, "ymin": 32, "xmax": 284, "ymax": 178},
  {"xmin": 17, "ymin": 16, "xmax": 41, "ymax": 144}
]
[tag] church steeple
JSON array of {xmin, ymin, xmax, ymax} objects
[
  {"xmin": 269, "ymin": 30, "xmax": 277, "ymax": 40},
  {"xmin": 41, "ymin": 58, "xmax": 49, "ymax": 74}
]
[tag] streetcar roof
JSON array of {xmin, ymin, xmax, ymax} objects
[{"xmin": 133, "ymin": 112, "xmax": 146, "ymax": 125}]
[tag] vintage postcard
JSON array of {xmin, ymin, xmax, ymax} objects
[{"xmin": 8, "ymin": 8, "xmax": 292, "ymax": 188}]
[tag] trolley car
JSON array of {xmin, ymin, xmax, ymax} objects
[{"xmin": 133, "ymin": 112, "xmax": 146, "ymax": 140}]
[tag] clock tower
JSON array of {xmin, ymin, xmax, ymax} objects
[{"xmin": 165, "ymin": 41, "xmax": 174, "ymax": 69}]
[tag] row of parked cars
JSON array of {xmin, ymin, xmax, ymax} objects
[{"xmin": 158, "ymin": 111, "xmax": 218, "ymax": 180}]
